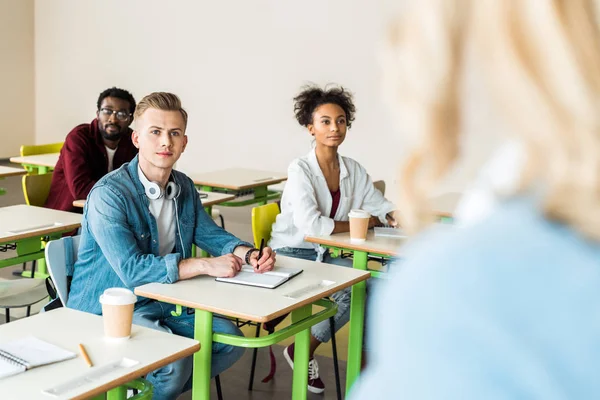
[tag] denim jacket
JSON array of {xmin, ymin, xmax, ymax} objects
[{"xmin": 67, "ymin": 155, "xmax": 251, "ymax": 314}]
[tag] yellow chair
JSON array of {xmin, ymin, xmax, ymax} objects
[
  {"xmin": 22, "ymin": 173, "xmax": 53, "ymax": 206},
  {"xmin": 251, "ymin": 203, "xmax": 280, "ymax": 248},
  {"xmin": 20, "ymin": 142, "xmax": 63, "ymax": 157},
  {"xmin": 20, "ymin": 142, "xmax": 63, "ymax": 174}
]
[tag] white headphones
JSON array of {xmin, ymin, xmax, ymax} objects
[
  {"xmin": 144, "ymin": 180, "xmax": 181, "ymax": 201},
  {"xmin": 141, "ymin": 174, "xmax": 185, "ymax": 259}
]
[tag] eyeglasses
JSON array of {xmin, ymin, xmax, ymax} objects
[{"xmin": 99, "ymin": 108, "xmax": 131, "ymax": 121}]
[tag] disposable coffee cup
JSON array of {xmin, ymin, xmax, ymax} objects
[
  {"xmin": 348, "ymin": 209, "xmax": 371, "ymax": 243},
  {"xmin": 99, "ymin": 288, "xmax": 137, "ymax": 341}
]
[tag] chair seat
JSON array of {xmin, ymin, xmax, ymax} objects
[{"xmin": 0, "ymin": 279, "xmax": 48, "ymax": 308}]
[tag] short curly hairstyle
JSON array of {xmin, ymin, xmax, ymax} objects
[
  {"xmin": 293, "ymin": 84, "xmax": 356, "ymax": 128},
  {"xmin": 96, "ymin": 87, "xmax": 136, "ymax": 115}
]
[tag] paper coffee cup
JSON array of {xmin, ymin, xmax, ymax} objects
[
  {"xmin": 99, "ymin": 288, "xmax": 137, "ymax": 341},
  {"xmin": 348, "ymin": 209, "xmax": 371, "ymax": 243}
]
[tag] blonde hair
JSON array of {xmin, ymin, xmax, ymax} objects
[
  {"xmin": 386, "ymin": 0, "xmax": 600, "ymax": 239},
  {"xmin": 134, "ymin": 92, "xmax": 188, "ymax": 127}
]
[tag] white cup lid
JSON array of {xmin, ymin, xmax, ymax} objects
[
  {"xmin": 348, "ymin": 209, "xmax": 370, "ymax": 219},
  {"xmin": 99, "ymin": 288, "xmax": 137, "ymax": 306}
]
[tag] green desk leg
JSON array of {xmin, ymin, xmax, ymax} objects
[
  {"xmin": 192, "ymin": 309, "xmax": 213, "ymax": 400},
  {"xmin": 106, "ymin": 386, "xmax": 126, "ymax": 400},
  {"xmin": 90, "ymin": 394, "xmax": 105, "ymax": 400},
  {"xmin": 291, "ymin": 304, "xmax": 312, "ymax": 400},
  {"xmin": 39, "ymin": 165, "xmax": 50, "ymax": 174},
  {"xmin": 346, "ymin": 250, "xmax": 368, "ymax": 395}
]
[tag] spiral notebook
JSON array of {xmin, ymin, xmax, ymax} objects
[{"xmin": 0, "ymin": 336, "xmax": 76, "ymax": 379}]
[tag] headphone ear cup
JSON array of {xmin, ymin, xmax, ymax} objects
[
  {"xmin": 165, "ymin": 181, "xmax": 180, "ymax": 200},
  {"xmin": 146, "ymin": 182, "xmax": 162, "ymax": 200}
]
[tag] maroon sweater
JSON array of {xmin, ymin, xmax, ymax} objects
[{"xmin": 45, "ymin": 119, "xmax": 138, "ymax": 212}]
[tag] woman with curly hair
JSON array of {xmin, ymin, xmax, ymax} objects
[{"xmin": 269, "ymin": 83, "xmax": 397, "ymax": 394}]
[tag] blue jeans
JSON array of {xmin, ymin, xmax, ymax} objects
[
  {"xmin": 132, "ymin": 301, "xmax": 245, "ymax": 400},
  {"xmin": 275, "ymin": 247, "xmax": 354, "ymax": 343}
]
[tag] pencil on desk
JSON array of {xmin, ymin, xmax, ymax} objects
[{"xmin": 78, "ymin": 343, "xmax": 93, "ymax": 367}]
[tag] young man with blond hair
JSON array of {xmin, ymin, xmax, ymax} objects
[{"xmin": 68, "ymin": 92, "xmax": 276, "ymax": 399}]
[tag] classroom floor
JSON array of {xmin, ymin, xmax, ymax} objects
[{"xmin": 0, "ymin": 160, "xmax": 352, "ymax": 399}]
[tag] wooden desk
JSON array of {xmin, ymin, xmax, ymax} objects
[
  {"xmin": 73, "ymin": 191, "xmax": 236, "ymax": 210},
  {"xmin": 72, "ymin": 192, "xmax": 235, "ymax": 260},
  {"xmin": 0, "ymin": 308, "xmax": 199, "ymax": 400},
  {"xmin": 0, "ymin": 166, "xmax": 26, "ymax": 196},
  {"xmin": 135, "ymin": 255, "xmax": 370, "ymax": 400},
  {"xmin": 0, "ymin": 205, "xmax": 82, "ymax": 274},
  {"xmin": 9, "ymin": 153, "xmax": 60, "ymax": 174},
  {"xmin": 190, "ymin": 168, "xmax": 287, "ymax": 207},
  {"xmin": 305, "ymin": 231, "xmax": 404, "ymax": 392}
]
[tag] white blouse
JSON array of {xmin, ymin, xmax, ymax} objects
[{"xmin": 269, "ymin": 149, "xmax": 396, "ymax": 252}]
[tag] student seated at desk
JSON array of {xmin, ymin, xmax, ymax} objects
[
  {"xmin": 45, "ymin": 87, "xmax": 138, "ymax": 212},
  {"xmin": 67, "ymin": 92, "xmax": 276, "ymax": 400},
  {"xmin": 269, "ymin": 84, "xmax": 397, "ymax": 394}
]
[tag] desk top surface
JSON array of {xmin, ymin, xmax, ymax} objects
[
  {"xmin": 0, "ymin": 166, "xmax": 27, "ymax": 178},
  {"xmin": 305, "ymin": 231, "xmax": 403, "ymax": 257},
  {"xmin": 72, "ymin": 191, "xmax": 236, "ymax": 209},
  {"xmin": 0, "ymin": 308, "xmax": 200, "ymax": 400},
  {"xmin": 0, "ymin": 205, "xmax": 82, "ymax": 243},
  {"xmin": 135, "ymin": 255, "xmax": 370, "ymax": 323},
  {"xmin": 9, "ymin": 153, "xmax": 60, "ymax": 168},
  {"xmin": 190, "ymin": 168, "xmax": 287, "ymax": 191}
]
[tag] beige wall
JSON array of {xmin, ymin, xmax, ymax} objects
[
  {"xmin": 0, "ymin": 0, "xmax": 34, "ymax": 158},
  {"xmin": 34, "ymin": 0, "xmax": 499, "ymax": 201}
]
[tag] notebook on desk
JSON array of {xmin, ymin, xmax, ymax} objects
[
  {"xmin": 374, "ymin": 227, "xmax": 407, "ymax": 239},
  {"xmin": 216, "ymin": 265, "xmax": 303, "ymax": 289},
  {"xmin": 0, "ymin": 336, "xmax": 76, "ymax": 379}
]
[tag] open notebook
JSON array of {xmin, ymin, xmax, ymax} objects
[
  {"xmin": 0, "ymin": 336, "xmax": 76, "ymax": 379},
  {"xmin": 216, "ymin": 265, "xmax": 303, "ymax": 289}
]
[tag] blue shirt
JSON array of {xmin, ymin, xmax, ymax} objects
[
  {"xmin": 351, "ymin": 198, "xmax": 600, "ymax": 399},
  {"xmin": 67, "ymin": 156, "xmax": 251, "ymax": 314}
]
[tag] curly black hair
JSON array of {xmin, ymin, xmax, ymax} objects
[
  {"xmin": 96, "ymin": 87, "xmax": 136, "ymax": 115},
  {"xmin": 293, "ymin": 84, "xmax": 356, "ymax": 128}
]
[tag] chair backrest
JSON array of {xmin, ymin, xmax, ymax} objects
[
  {"xmin": 20, "ymin": 142, "xmax": 63, "ymax": 156},
  {"xmin": 44, "ymin": 235, "xmax": 81, "ymax": 306},
  {"xmin": 251, "ymin": 203, "xmax": 280, "ymax": 248},
  {"xmin": 22, "ymin": 172, "xmax": 53, "ymax": 206},
  {"xmin": 373, "ymin": 180, "xmax": 386, "ymax": 196}
]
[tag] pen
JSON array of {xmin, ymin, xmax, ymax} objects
[
  {"xmin": 79, "ymin": 343, "xmax": 93, "ymax": 367},
  {"xmin": 256, "ymin": 238, "xmax": 265, "ymax": 271}
]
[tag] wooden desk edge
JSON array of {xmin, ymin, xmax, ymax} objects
[
  {"xmin": 70, "ymin": 343, "xmax": 200, "ymax": 400},
  {"xmin": 304, "ymin": 236, "xmax": 398, "ymax": 257},
  {"xmin": 201, "ymin": 194, "xmax": 236, "ymax": 207},
  {"xmin": 193, "ymin": 177, "xmax": 287, "ymax": 191},
  {"xmin": 134, "ymin": 273, "xmax": 370, "ymax": 323},
  {"xmin": 0, "ymin": 170, "xmax": 27, "ymax": 178},
  {"xmin": 1, "ymin": 223, "xmax": 82, "ymax": 243}
]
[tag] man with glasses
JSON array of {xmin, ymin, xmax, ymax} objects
[{"xmin": 46, "ymin": 87, "xmax": 138, "ymax": 212}]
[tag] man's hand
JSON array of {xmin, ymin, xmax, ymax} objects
[
  {"xmin": 201, "ymin": 254, "xmax": 244, "ymax": 278},
  {"xmin": 248, "ymin": 246, "xmax": 276, "ymax": 273}
]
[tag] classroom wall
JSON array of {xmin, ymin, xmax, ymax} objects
[
  {"xmin": 0, "ymin": 0, "xmax": 35, "ymax": 158},
  {"xmin": 34, "ymin": 0, "xmax": 501, "ymax": 201}
]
